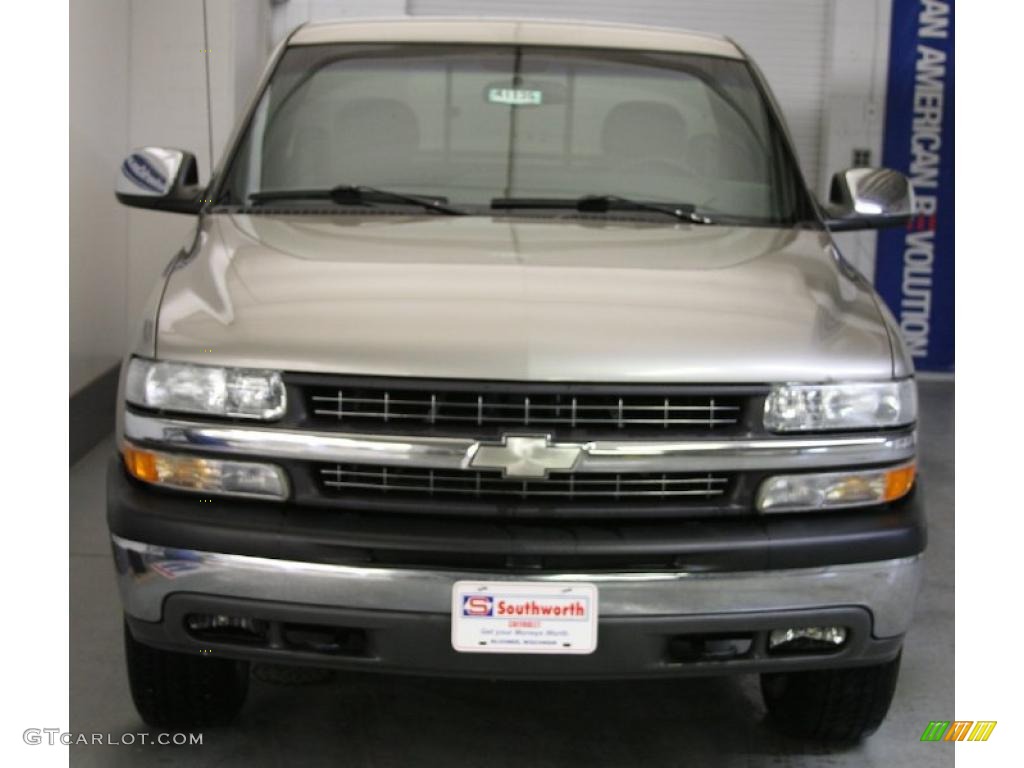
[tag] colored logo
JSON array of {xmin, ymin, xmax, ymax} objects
[
  {"xmin": 462, "ymin": 595, "xmax": 494, "ymax": 616},
  {"xmin": 921, "ymin": 721, "xmax": 996, "ymax": 742}
]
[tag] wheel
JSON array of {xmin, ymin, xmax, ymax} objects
[
  {"xmin": 123, "ymin": 620, "xmax": 250, "ymax": 728},
  {"xmin": 760, "ymin": 653, "xmax": 902, "ymax": 743}
]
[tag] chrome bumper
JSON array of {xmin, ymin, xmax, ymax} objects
[
  {"xmin": 113, "ymin": 536, "xmax": 921, "ymax": 637},
  {"xmin": 122, "ymin": 411, "xmax": 917, "ymax": 474}
]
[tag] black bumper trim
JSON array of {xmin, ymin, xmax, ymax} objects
[
  {"xmin": 127, "ymin": 594, "xmax": 903, "ymax": 680},
  {"xmin": 107, "ymin": 457, "xmax": 925, "ymax": 572}
]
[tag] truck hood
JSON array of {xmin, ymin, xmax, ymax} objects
[{"xmin": 155, "ymin": 213, "xmax": 894, "ymax": 383}]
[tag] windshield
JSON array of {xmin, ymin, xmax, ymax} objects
[{"xmin": 217, "ymin": 43, "xmax": 812, "ymax": 224}]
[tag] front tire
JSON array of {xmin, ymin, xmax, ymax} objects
[
  {"xmin": 123, "ymin": 620, "xmax": 250, "ymax": 728},
  {"xmin": 760, "ymin": 653, "xmax": 902, "ymax": 743}
]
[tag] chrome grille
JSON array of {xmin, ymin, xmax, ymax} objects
[
  {"xmin": 305, "ymin": 384, "xmax": 743, "ymax": 435},
  {"xmin": 318, "ymin": 464, "xmax": 730, "ymax": 501}
]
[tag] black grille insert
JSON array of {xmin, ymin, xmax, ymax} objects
[
  {"xmin": 318, "ymin": 463, "xmax": 731, "ymax": 502},
  {"xmin": 301, "ymin": 381, "xmax": 748, "ymax": 437}
]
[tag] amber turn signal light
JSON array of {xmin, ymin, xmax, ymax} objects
[
  {"xmin": 884, "ymin": 463, "xmax": 917, "ymax": 502},
  {"xmin": 123, "ymin": 445, "xmax": 159, "ymax": 483},
  {"xmin": 758, "ymin": 461, "xmax": 916, "ymax": 513},
  {"xmin": 120, "ymin": 443, "xmax": 288, "ymax": 500}
]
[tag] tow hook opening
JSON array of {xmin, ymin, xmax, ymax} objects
[
  {"xmin": 185, "ymin": 613, "xmax": 369, "ymax": 657},
  {"xmin": 666, "ymin": 633, "xmax": 754, "ymax": 663}
]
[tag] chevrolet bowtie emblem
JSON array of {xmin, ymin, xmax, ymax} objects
[{"xmin": 469, "ymin": 435, "xmax": 582, "ymax": 478}]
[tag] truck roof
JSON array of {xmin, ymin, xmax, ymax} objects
[{"xmin": 289, "ymin": 17, "xmax": 744, "ymax": 60}]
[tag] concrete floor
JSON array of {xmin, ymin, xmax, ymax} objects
[{"xmin": 70, "ymin": 381, "xmax": 953, "ymax": 767}]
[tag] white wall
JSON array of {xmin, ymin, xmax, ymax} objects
[{"xmin": 70, "ymin": 0, "xmax": 131, "ymax": 394}]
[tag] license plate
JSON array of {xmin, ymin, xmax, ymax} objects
[{"xmin": 451, "ymin": 581, "xmax": 598, "ymax": 654}]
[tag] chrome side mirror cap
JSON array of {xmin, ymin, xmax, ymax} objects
[
  {"xmin": 825, "ymin": 167, "xmax": 914, "ymax": 231},
  {"xmin": 115, "ymin": 147, "xmax": 203, "ymax": 214}
]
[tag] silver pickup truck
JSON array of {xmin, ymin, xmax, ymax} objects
[{"xmin": 109, "ymin": 18, "xmax": 923, "ymax": 743}]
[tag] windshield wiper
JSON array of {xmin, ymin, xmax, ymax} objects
[
  {"xmin": 248, "ymin": 185, "xmax": 466, "ymax": 215},
  {"xmin": 491, "ymin": 195, "xmax": 713, "ymax": 224}
]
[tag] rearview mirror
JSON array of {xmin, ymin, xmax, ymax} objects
[
  {"xmin": 115, "ymin": 147, "xmax": 203, "ymax": 214},
  {"xmin": 825, "ymin": 167, "xmax": 913, "ymax": 231}
]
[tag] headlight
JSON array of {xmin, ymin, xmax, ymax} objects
[
  {"xmin": 757, "ymin": 462, "xmax": 916, "ymax": 513},
  {"xmin": 763, "ymin": 380, "xmax": 916, "ymax": 432},
  {"xmin": 122, "ymin": 444, "xmax": 289, "ymax": 500},
  {"xmin": 125, "ymin": 358, "xmax": 286, "ymax": 420}
]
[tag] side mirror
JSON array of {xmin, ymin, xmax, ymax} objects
[
  {"xmin": 115, "ymin": 147, "xmax": 203, "ymax": 214},
  {"xmin": 825, "ymin": 167, "xmax": 913, "ymax": 231}
]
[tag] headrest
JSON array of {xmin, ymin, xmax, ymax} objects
[
  {"xmin": 600, "ymin": 101, "xmax": 688, "ymax": 160},
  {"xmin": 334, "ymin": 98, "xmax": 420, "ymax": 155}
]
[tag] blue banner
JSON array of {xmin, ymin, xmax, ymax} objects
[{"xmin": 875, "ymin": 0, "xmax": 954, "ymax": 372}]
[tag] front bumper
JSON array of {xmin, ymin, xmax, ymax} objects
[{"xmin": 114, "ymin": 535, "xmax": 921, "ymax": 679}]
